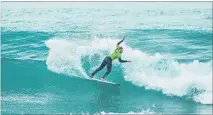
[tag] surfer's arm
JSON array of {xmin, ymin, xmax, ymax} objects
[
  {"xmin": 118, "ymin": 57, "xmax": 129, "ymax": 63},
  {"xmin": 117, "ymin": 36, "xmax": 125, "ymax": 46}
]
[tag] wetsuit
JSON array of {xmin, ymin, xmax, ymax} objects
[{"xmin": 91, "ymin": 39, "xmax": 128, "ymax": 79}]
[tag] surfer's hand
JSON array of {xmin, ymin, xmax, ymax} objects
[
  {"xmin": 123, "ymin": 36, "xmax": 126, "ymax": 41},
  {"xmin": 127, "ymin": 60, "xmax": 131, "ymax": 63}
]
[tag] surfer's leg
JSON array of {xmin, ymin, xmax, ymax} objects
[
  {"xmin": 102, "ymin": 58, "xmax": 112, "ymax": 79},
  {"xmin": 90, "ymin": 57, "xmax": 107, "ymax": 77}
]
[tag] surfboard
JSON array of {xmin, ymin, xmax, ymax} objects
[{"xmin": 87, "ymin": 78, "xmax": 120, "ymax": 86}]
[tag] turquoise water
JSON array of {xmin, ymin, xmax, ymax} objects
[{"xmin": 1, "ymin": 2, "xmax": 212, "ymax": 114}]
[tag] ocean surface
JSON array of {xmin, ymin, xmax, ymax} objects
[{"xmin": 1, "ymin": 2, "xmax": 212, "ymax": 114}]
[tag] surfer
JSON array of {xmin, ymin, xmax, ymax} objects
[{"xmin": 90, "ymin": 36, "xmax": 131, "ymax": 81}]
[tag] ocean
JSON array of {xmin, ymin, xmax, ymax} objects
[{"xmin": 1, "ymin": 2, "xmax": 212, "ymax": 114}]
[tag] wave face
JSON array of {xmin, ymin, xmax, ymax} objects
[{"xmin": 1, "ymin": 2, "xmax": 212, "ymax": 114}]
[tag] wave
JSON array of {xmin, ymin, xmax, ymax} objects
[
  {"xmin": 122, "ymin": 50, "xmax": 212, "ymax": 104},
  {"xmin": 45, "ymin": 37, "xmax": 212, "ymax": 104},
  {"xmin": 2, "ymin": 2, "xmax": 212, "ymax": 33}
]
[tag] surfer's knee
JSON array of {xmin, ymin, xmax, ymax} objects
[
  {"xmin": 97, "ymin": 67, "xmax": 103, "ymax": 71},
  {"xmin": 106, "ymin": 69, "xmax": 111, "ymax": 74}
]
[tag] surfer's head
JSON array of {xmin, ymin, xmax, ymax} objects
[{"xmin": 119, "ymin": 47, "xmax": 123, "ymax": 53}]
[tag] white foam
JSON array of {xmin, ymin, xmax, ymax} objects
[
  {"xmin": 121, "ymin": 45, "xmax": 212, "ymax": 104},
  {"xmin": 45, "ymin": 37, "xmax": 119, "ymax": 78},
  {"xmin": 45, "ymin": 37, "xmax": 212, "ymax": 104},
  {"xmin": 100, "ymin": 108, "xmax": 155, "ymax": 114},
  {"xmin": 2, "ymin": 93, "xmax": 53, "ymax": 104}
]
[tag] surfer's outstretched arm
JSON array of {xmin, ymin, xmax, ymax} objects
[
  {"xmin": 118, "ymin": 57, "xmax": 131, "ymax": 63},
  {"xmin": 117, "ymin": 36, "xmax": 125, "ymax": 46}
]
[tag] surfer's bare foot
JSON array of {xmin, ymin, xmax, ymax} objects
[
  {"xmin": 90, "ymin": 75, "xmax": 93, "ymax": 79},
  {"xmin": 101, "ymin": 78, "xmax": 106, "ymax": 81}
]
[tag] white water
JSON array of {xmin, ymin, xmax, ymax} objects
[{"xmin": 100, "ymin": 108, "xmax": 155, "ymax": 114}]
